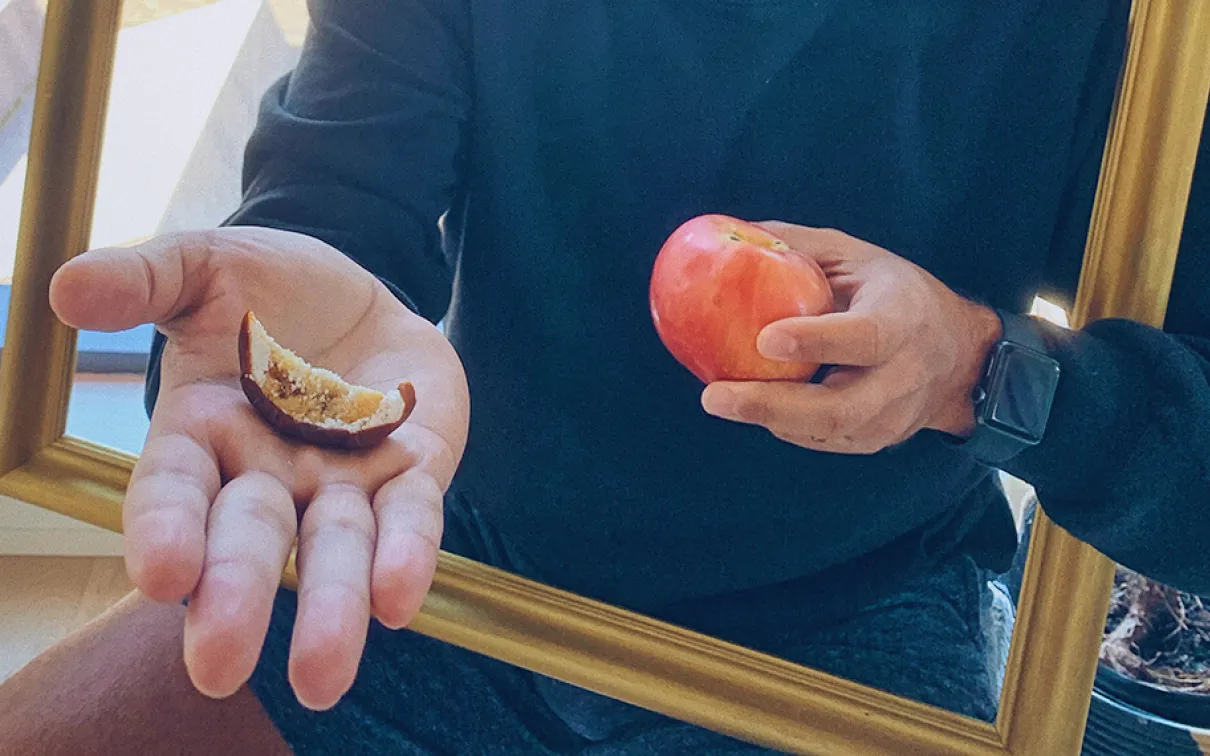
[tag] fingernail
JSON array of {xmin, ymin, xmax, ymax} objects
[
  {"xmin": 759, "ymin": 330, "xmax": 797, "ymax": 361},
  {"xmin": 702, "ymin": 386, "xmax": 738, "ymax": 418}
]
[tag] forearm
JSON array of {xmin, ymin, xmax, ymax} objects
[
  {"xmin": 221, "ymin": 177, "xmax": 439, "ymax": 320},
  {"xmin": 146, "ymin": 0, "xmax": 470, "ymax": 415},
  {"xmin": 226, "ymin": 0, "xmax": 470, "ymax": 322}
]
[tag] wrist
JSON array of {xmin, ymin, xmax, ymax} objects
[{"xmin": 933, "ymin": 301, "xmax": 1003, "ymax": 438}]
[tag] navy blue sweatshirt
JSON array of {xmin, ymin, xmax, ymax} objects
[{"xmin": 147, "ymin": 0, "xmax": 1210, "ymax": 639}]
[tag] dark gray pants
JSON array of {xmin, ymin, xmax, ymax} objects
[{"xmin": 248, "ymin": 500, "xmax": 1014, "ymax": 755}]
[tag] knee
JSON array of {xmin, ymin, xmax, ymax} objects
[
  {"xmin": 0, "ymin": 594, "xmax": 289, "ymax": 756},
  {"xmin": 0, "ymin": 593, "xmax": 176, "ymax": 754}
]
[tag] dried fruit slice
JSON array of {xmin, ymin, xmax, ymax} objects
[{"xmin": 238, "ymin": 311, "xmax": 416, "ymax": 450}]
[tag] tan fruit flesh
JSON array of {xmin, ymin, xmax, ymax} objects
[{"xmin": 239, "ymin": 312, "xmax": 414, "ymax": 447}]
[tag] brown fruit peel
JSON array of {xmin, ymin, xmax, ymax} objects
[{"xmin": 238, "ymin": 311, "xmax": 416, "ymax": 450}]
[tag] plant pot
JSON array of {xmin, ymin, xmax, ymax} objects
[{"xmin": 1082, "ymin": 663, "xmax": 1210, "ymax": 755}]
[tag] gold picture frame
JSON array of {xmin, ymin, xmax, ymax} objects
[{"xmin": 2, "ymin": 1, "xmax": 1208, "ymax": 754}]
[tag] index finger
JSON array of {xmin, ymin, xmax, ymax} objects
[
  {"xmin": 123, "ymin": 427, "xmax": 220, "ymax": 603},
  {"xmin": 757, "ymin": 310, "xmax": 901, "ymax": 367}
]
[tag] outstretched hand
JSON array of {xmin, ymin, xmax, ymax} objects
[{"xmin": 49, "ymin": 227, "xmax": 469, "ymax": 710}]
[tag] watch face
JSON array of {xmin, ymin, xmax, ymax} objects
[{"xmin": 983, "ymin": 343, "xmax": 1061, "ymax": 443}]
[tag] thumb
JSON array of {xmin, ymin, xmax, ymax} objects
[
  {"xmin": 49, "ymin": 232, "xmax": 215, "ymax": 333},
  {"xmin": 757, "ymin": 309, "xmax": 900, "ymax": 367}
]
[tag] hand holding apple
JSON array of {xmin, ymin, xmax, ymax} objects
[{"xmin": 652, "ymin": 217, "xmax": 1003, "ymax": 455}]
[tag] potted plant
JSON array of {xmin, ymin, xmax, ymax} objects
[{"xmin": 1082, "ymin": 567, "xmax": 1210, "ymax": 755}]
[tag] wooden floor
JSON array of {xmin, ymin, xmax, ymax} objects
[{"xmin": 0, "ymin": 557, "xmax": 133, "ymax": 684}]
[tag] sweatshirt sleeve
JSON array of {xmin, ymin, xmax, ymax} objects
[
  {"xmin": 992, "ymin": 14, "xmax": 1210, "ymax": 595},
  {"xmin": 144, "ymin": 0, "xmax": 471, "ymax": 416}
]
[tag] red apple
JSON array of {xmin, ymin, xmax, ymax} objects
[{"xmin": 649, "ymin": 214, "xmax": 834, "ymax": 383}]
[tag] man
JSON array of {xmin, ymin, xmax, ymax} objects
[{"xmin": 3, "ymin": 0, "xmax": 1209, "ymax": 753}]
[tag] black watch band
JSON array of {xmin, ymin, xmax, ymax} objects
[
  {"xmin": 996, "ymin": 308, "xmax": 1050, "ymax": 358},
  {"xmin": 947, "ymin": 309, "xmax": 1060, "ymax": 467}
]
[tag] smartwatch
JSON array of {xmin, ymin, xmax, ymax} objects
[{"xmin": 949, "ymin": 309, "xmax": 1061, "ymax": 466}]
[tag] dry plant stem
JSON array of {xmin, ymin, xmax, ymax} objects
[{"xmin": 1101, "ymin": 568, "xmax": 1210, "ymax": 694}]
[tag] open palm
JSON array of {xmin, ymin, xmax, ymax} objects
[{"xmin": 49, "ymin": 227, "xmax": 469, "ymax": 710}]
